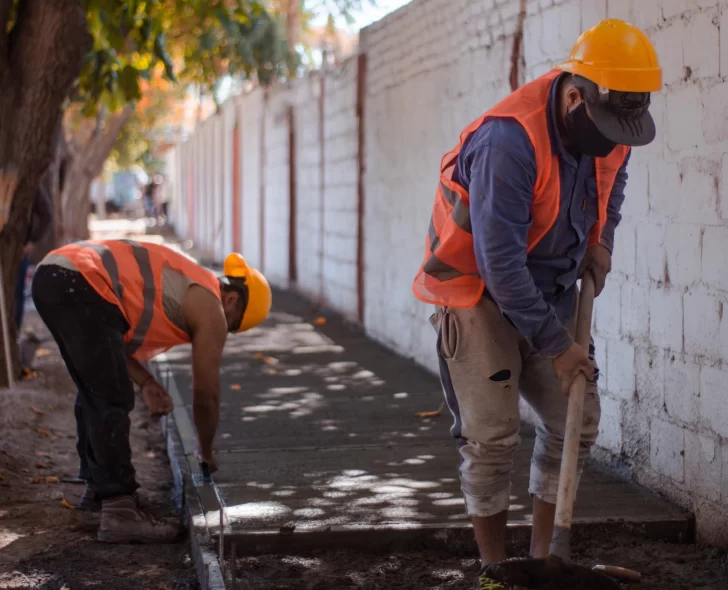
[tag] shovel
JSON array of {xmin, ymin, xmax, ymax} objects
[{"xmin": 482, "ymin": 271, "xmax": 635, "ymax": 590}]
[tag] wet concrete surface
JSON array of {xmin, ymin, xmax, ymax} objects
[{"xmin": 161, "ymin": 289, "xmax": 690, "ymax": 536}]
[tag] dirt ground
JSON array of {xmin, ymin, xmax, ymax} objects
[
  {"xmin": 0, "ymin": 311, "xmax": 198, "ymax": 590},
  {"xmin": 228, "ymin": 530, "xmax": 728, "ymax": 590}
]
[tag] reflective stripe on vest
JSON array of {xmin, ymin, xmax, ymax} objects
[
  {"xmin": 120, "ymin": 240, "xmax": 156, "ymax": 355},
  {"xmin": 77, "ymin": 241, "xmax": 124, "ymax": 303},
  {"xmin": 412, "ymin": 69, "xmax": 630, "ymax": 308},
  {"xmin": 77, "ymin": 240, "xmax": 155, "ymax": 355},
  {"xmin": 49, "ymin": 239, "xmax": 221, "ymax": 360}
]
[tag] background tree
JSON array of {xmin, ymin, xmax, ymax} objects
[{"xmin": 0, "ymin": 0, "xmax": 291, "ymax": 386}]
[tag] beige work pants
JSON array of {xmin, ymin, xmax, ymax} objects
[{"xmin": 432, "ymin": 295, "xmax": 601, "ymax": 517}]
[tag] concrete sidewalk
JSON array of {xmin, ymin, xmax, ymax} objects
[{"xmin": 160, "ymin": 289, "xmax": 691, "ymax": 550}]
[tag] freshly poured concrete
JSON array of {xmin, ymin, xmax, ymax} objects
[{"xmin": 162, "ymin": 290, "xmax": 690, "ymax": 542}]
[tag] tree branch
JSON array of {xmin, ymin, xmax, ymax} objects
[
  {"xmin": 85, "ymin": 106, "xmax": 133, "ymax": 177},
  {"xmin": 92, "ymin": 105, "xmax": 106, "ymax": 141}
]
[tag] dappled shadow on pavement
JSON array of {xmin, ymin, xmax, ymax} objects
[{"xmin": 162, "ymin": 290, "xmax": 687, "ymax": 536}]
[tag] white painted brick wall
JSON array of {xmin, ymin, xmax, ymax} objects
[
  {"xmin": 240, "ymin": 88, "xmax": 264, "ymax": 270},
  {"xmin": 322, "ymin": 58, "xmax": 359, "ymax": 320},
  {"xmin": 263, "ymin": 85, "xmax": 293, "ymax": 286},
  {"xmin": 361, "ymin": 0, "xmax": 728, "ymax": 545},
  {"xmin": 173, "ymin": 0, "xmax": 728, "ymax": 546},
  {"xmin": 292, "ymin": 75, "xmax": 324, "ymax": 301},
  {"xmin": 650, "ymin": 418, "xmax": 685, "ymax": 483}
]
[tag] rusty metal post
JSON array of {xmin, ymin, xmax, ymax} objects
[
  {"xmin": 356, "ymin": 52, "xmax": 367, "ymax": 326},
  {"xmin": 288, "ymin": 104, "xmax": 298, "ymax": 284},
  {"xmin": 259, "ymin": 88, "xmax": 268, "ymax": 273},
  {"xmin": 318, "ymin": 68, "xmax": 326, "ymax": 305}
]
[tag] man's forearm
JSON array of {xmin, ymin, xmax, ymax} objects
[
  {"xmin": 126, "ymin": 357, "xmax": 154, "ymax": 387},
  {"xmin": 485, "ymin": 268, "xmax": 573, "ymax": 358},
  {"xmin": 193, "ymin": 393, "xmax": 219, "ymax": 454}
]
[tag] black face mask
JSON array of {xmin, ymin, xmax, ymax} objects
[{"xmin": 564, "ymin": 103, "xmax": 616, "ymax": 158}]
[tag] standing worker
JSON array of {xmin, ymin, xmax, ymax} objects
[
  {"xmin": 32, "ymin": 240, "xmax": 272, "ymax": 543},
  {"xmin": 412, "ymin": 20, "xmax": 661, "ymax": 589}
]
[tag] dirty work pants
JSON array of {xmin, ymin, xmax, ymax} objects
[
  {"xmin": 434, "ymin": 294, "xmax": 601, "ymax": 517},
  {"xmin": 32, "ymin": 265, "xmax": 139, "ymax": 500}
]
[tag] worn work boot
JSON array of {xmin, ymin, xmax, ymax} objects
[
  {"xmin": 78, "ymin": 482, "xmax": 101, "ymax": 512},
  {"xmin": 473, "ymin": 568, "xmax": 509, "ymax": 590},
  {"xmin": 98, "ymin": 495, "xmax": 182, "ymax": 544}
]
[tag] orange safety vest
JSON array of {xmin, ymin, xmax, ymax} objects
[
  {"xmin": 50, "ymin": 239, "xmax": 222, "ymax": 360},
  {"xmin": 412, "ymin": 69, "xmax": 630, "ymax": 308}
]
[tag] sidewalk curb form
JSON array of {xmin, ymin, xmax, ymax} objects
[{"xmin": 153, "ymin": 356, "xmax": 228, "ymax": 590}]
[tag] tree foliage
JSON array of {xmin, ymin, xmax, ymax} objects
[
  {"xmin": 108, "ymin": 66, "xmax": 190, "ymax": 171},
  {"xmin": 76, "ymin": 0, "xmax": 294, "ymax": 116}
]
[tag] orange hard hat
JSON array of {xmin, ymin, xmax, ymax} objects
[
  {"xmin": 222, "ymin": 253, "xmax": 272, "ymax": 333},
  {"xmin": 556, "ymin": 19, "xmax": 662, "ymax": 92}
]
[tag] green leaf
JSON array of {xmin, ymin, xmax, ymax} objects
[
  {"xmin": 153, "ymin": 34, "xmax": 177, "ymax": 82},
  {"xmin": 119, "ymin": 65, "xmax": 142, "ymax": 102}
]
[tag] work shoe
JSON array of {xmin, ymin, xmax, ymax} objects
[
  {"xmin": 78, "ymin": 483, "xmax": 101, "ymax": 512},
  {"xmin": 98, "ymin": 495, "xmax": 182, "ymax": 544},
  {"xmin": 473, "ymin": 568, "xmax": 509, "ymax": 590}
]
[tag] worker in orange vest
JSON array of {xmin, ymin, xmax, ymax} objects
[
  {"xmin": 32, "ymin": 240, "xmax": 271, "ymax": 544},
  {"xmin": 412, "ymin": 20, "xmax": 661, "ymax": 588}
]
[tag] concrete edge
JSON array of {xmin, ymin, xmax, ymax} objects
[
  {"xmin": 217, "ymin": 516, "xmax": 694, "ymax": 556},
  {"xmin": 152, "ymin": 357, "xmax": 228, "ymax": 590},
  {"xmin": 165, "ymin": 414, "xmax": 226, "ymax": 590}
]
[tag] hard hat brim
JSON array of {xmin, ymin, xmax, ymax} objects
[
  {"xmin": 556, "ymin": 61, "xmax": 662, "ymax": 93},
  {"xmin": 588, "ymin": 98, "xmax": 656, "ymax": 147}
]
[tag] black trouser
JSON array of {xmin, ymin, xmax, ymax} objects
[{"xmin": 32, "ymin": 265, "xmax": 139, "ymax": 500}]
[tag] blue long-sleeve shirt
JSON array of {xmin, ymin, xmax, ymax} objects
[{"xmin": 454, "ymin": 73, "xmax": 629, "ymax": 357}]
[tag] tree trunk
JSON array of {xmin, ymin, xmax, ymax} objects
[
  {"xmin": 0, "ymin": 0, "xmax": 90, "ymax": 387},
  {"xmin": 61, "ymin": 106, "xmax": 133, "ymax": 242}
]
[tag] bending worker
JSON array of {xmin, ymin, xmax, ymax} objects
[
  {"xmin": 412, "ymin": 20, "xmax": 661, "ymax": 589},
  {"xmin": 32, "ymin": 240, "xmax": 271, "ymax": 544}
]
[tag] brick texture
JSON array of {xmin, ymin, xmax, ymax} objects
[{"xmin": 168, "ymin": 0, "xmax": 728, "ymax": 546}]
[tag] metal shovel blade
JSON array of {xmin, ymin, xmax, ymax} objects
[{"xmin": 481, "ymin": 556, "xmax": 621, "ymax": 590}]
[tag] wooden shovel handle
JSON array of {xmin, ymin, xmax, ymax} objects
[
  {"xmin": 550, "ymin": 270, "xmax": 596, "ymax": 558},
  {"xmin": 593, "ymin": 565, "xmax": 642, "ymax": 583}
]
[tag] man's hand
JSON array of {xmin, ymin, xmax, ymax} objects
[
  {"xmin": 552, "ymin": 342, "xmax": 595, "ymax": 396},
  {"xmin": 141, "ymin": 378, "xmax": 174, "ymax": 417},
  {"xmin": 580, "ymin": 244, "xmax": 611, "ymax": 297},
  {"xmin": 196, "ymin": 449, "xmax": 219, "ymax": 474}
]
